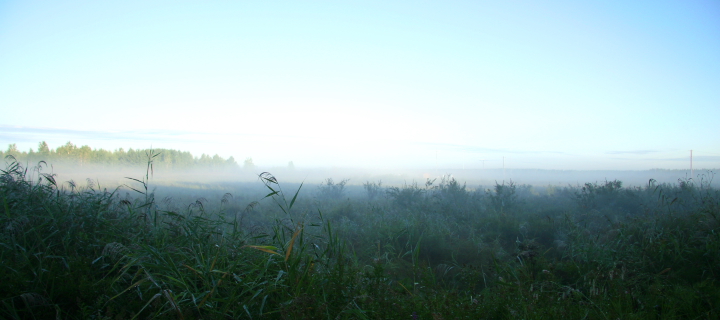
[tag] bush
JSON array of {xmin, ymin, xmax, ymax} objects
[
  {"xmin": 387, "ymin": 181, "xmax": 425, "ymax": 208},
  {"xmin": 318, "ymin": 178, "xmax": 349, "ymax": 199},
  {"xmin": 363, "ymin": 180, "xmax": 383, "ymax": 200},
  {"xmin": 487, "ymin": 180, "xmax": 518, "ymax": 212}
]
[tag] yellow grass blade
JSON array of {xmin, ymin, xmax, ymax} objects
[
  {"xmin": 242, "ymin": 245, "xmax": 281, "ymax": 255},
  {"xmin": 286, "ymin": 226, "xmax": 303, "ymax": 262}
]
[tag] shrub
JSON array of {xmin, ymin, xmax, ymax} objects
[
  {"xmin": 387, "ymin": 181, "xmax": 425, "ymax": 208},
  {"xmin": 487, "ymin": 180, "xmax": 518, "ymax": 212},
  {"xmin": 318, "ymin": 178, "xmax": 349, "ymax": 199},
  {"xmin": 363, "ymin": 180, "xmax": 383, "ymax": 200}
]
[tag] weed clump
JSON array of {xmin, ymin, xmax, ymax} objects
[{"xmin": 318, "ymin": 178, "xmax": 349, "ymax": 199}]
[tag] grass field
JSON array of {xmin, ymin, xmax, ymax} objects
[{"xmin": 1, "ymin": 154, "xmax": 718, "ymax": 319}]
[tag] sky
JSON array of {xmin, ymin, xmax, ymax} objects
[{"xmin": 1, "ymin": 1, "xmax": 719, "ymax": 171}]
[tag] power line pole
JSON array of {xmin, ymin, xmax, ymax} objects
[{"xmin": 690, "ymin": 150, "xmax": 693, "ymax": 179}]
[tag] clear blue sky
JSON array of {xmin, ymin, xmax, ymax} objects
[{"xmin": 1, "ymin": 1, "xmax": 718, "ymax": 170}]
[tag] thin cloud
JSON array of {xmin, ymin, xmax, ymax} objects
[
  {"xmin": 0, "ymin": 125, "xmax": 263, "ymax": 143},
  {"xmin": 412, "ymin": 141, "xmax": 567, "ymax": 155},
  {"xmin": 606, "ymin": 150, "xmax": 659, "ymax": 155},
  {"xmin": 0, "ymin": 125, "xmax": 150, "ymax": 141},
  {"xmin": 610, "ymin": 156, "xmax": 719, "ymax": 162},
  {"xmin": 662, "ymin": 156, "xmax": 720, "ymax": 162}
]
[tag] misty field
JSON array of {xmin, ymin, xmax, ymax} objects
[{"xmin": 1, "ymin": 155, "xmax": 718, "ymax": 319}]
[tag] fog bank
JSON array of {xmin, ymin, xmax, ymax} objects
[{"xmin": 38, "ymin": 162, "xmax": 718, "ymax": 190}]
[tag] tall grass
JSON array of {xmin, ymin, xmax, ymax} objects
[{"xmin": 1, "ymin": 155, "xmax": 718, "ymax": 319}]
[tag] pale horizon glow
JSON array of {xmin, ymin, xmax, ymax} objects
[{"xmin": 1, "ymin": 1, "xmax": 719, "ymax": 171}]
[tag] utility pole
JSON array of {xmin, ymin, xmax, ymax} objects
[{"xmin": 690, "ymin": 150, "xmax": 694, "ymax": 179}]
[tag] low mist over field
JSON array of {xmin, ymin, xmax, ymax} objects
[
  {"xmin": 31, "ymin": 163, "xmax": 720, "ymax": 190},
  {"xmin": 2, "ymin": 142, "xmax": 717, "ymax": 190},
  {"xmin": 5, "ymin": 146, "xmax": 720, "ymax": 200}
]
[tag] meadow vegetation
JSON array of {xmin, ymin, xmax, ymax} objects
[{"xmin": 1, "ymin": 152, "xmax": 718, "ymax": 319}]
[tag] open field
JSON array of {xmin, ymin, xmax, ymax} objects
[
  {"xmin": 3, "ymin": 2, "xmax": 719, "ymax": 318},
  {"xmin": 1, "ymin": 157, "xmax": 718, "ymax": 319}
]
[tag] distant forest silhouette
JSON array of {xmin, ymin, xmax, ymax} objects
[{"xmin": 1, "ymin": 141, "xmax": 239, "ymax": 169}]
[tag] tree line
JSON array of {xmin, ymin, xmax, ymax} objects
[{"xmin": 1, "ymin": 141, "xmax": 242, "ymax": 169}]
